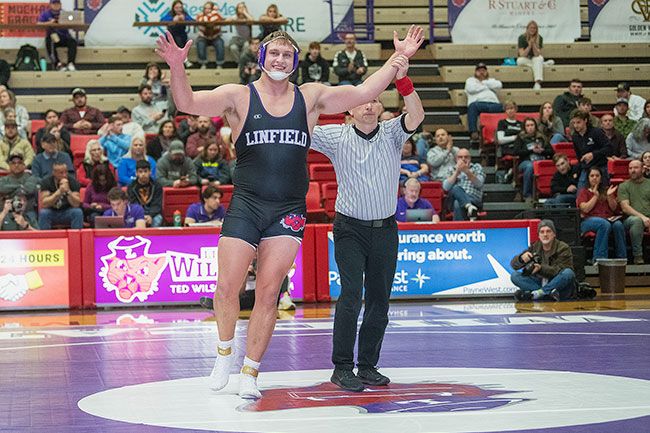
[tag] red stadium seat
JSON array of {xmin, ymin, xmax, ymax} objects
[
  {"xmin": 321, "ymin": 182, "xmax": 338, "ymax": 219},
  {"xmin": 479, "ymin": 112, "xmax": 539, "ymax": 147},
  {"xmin": 533, "ymin": 160, "xmax": 556, "ymax": 199},
  {"xmin": 306, "ymin": 181, "xmax": 327, "ymax": 222},
  {"xmin": 307, "ymin": 149, "xmax": 331, "ymax": 165},
  {"xmin": 217, "ymin": 184, "xmax": 234, "ymax": 209},
  {"xmin": 418, "ymin": 181, "xmax": 444, "ymax": 215},
  {"xmin": 174, "ymin": 115, "xmax": 188, "ymax": 128},
  {"xmin": 145, "ymin": 133, "xmax": 157, "ymax": 145},
  {"xmin": 73, "ymin": 151, "xmax": 85, "ymax": 169},
  {"xmin": 79, "ymin": 187, "xmax": 86, "ymax": 202},
  {"xmin": 591, "ymin": 111, "xmax": 612, "ymax": 118},
  {"xmin": 551, "ymin": 142, "xmax": 578, "ymax": 164},
  {"xmin": 608, "ymin": 159, "xmax": 631, "ymax": 184},
  {"xmin": 162, "ymin": 186, "xmax": 200, "ymax": 224},
  {"xmin": 70, "ymin": 134, "xmax": 99, "ymax": 155},
  {"xmin": 309, "ymin": 163, "xmax": 336, "ymax": 183},
  {"xmin": 318, "ymin": 113, "xmax": 346, "ymax": 126},
  {"xmin": 31, "ymin": 119, "xmax": 45, "ymax": 136}
]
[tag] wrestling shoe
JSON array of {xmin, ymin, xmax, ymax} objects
[
  {"xmin": 357, "ymin": 367, "xmax": 390, "ymax": 386},
  {"xmin": 207, "ymin": 345, "xmax": 235, "ymax": 391},
  {"xmin": 331, "ymin": 368, "xmax": 364, "ymax": 392},
  {"xmin": 239, "ymin": 365, "xmax": 262, "ymax": 399},
  {"xmin": 277, "ymin": 292, "xmax": 295, "ymax": 310}
]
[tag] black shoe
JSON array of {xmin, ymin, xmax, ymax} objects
[
  {"xmin": 331, "ymin": 369, "xmax": 364, "ymax": 392},
  {"xmin": 549, "ymin": 289, "xmax": 561, "ymax": 302},
  {"xmin": 514, "ymin": 289, "xmax": 533, "ymax": 301},
  {"xmin": 199, "ymin": 296, "xmax": 214, "ymax": 310},
  {"xmin": 357, "ymin": 367, "xmax": 390, "ymax": 386}
]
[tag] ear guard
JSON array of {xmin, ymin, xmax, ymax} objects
[{"xmin": 258, "ymin": 38, "xmax": 300, "ymax": 71}]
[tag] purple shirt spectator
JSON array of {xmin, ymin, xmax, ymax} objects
[
  {"xmin": 395, "ymin": 196, "xmax": 434, "ymax": 222},
  {"xmin": 82, "ymin": 184, "xmax": 111, "ymax": 212},
  {"xmin": 186, "ymin": 202, "xmax": 225, "ymax": 223},
  {"xmin": 103, "ymin": 203, "xmax": 145, "ymax": 228}
]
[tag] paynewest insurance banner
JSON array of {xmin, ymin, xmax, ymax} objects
[
  {"xmin": 94, "ymin": 235, "xmax": 303, "ymax": 305},
  {"xmin": 0, "ymin": 237, "xmax": 70, "ymax": 309},
  {"xmin": 448, "ymin": 0, "xmax": 581, "ymax": 43},
  {"xmin": 328, "ymin": 227, "xmax": 530, "ymax": 299},
  {"xmin": 589, "ymin": 0, "xmax": 650, "ymax": 42}
]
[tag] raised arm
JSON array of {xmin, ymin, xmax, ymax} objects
[{"xmin": 395, "ymin": 58, "xmax": 424, "ymax": 132}]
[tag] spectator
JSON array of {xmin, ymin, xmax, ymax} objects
[
  {"xmin": 514, "ymin": 117, "xmax": 552, "ymax": 202},
  {"xmin": 399, "ymin": 137, "xmax": 429, "ymax": 184},
  {"xmin": 496, "ymin": 100, "xmax": 522, "ymax": 155},
  {"xmin": 644, "ymin": 100, "xmax": 650, "ymax": 119},
  {"xmin": 600, "ymin": 113, "xmax": 628, "ymax": 160},
  {"xmin": 157, "ymin": 140, "xmax": 198, "ymax": 187},
  {"xmin": 148, "ymin": 119, "xmax": 179, "ymax": 160},
  {"xmin": 442, "ymin": 148, "xmax": 484, "ymax": 221},
  {"xmin": 195, "ymin": 141, "xmax": 232, "ymax": 186},
  {"xmin": 333, "ymin": 33, "xmax": 368, "ymax": 86},
  {"xmin": 553, "ymin": 79, "xmax": 583, "ymax": 127},
  {"xmin": 60, "ymin": 88, "xmax": 105, "ymax": 135},
  {"xmin": 258, "ymin": 3, "xmax": 284, "ymax": 39},
  {"xmin": 37, "ymin": 0, "xmax": 77, "ymax": 71},
  {"xmin": 545, "ymin": 153, "xmax": 578, "ymax": 208},
  {"xmin": 102, "ymin": 187, "xmax": 145, "ymax": 228},
  {"xmin": 0, "ymin": 121, "xmax": 34, "ymax": 170},
  {"xmin": 161, "ymin": 0, "xmax": 194, "ymax": 68},
  {"xmin": 301, "ymin": 41, "xmax": 330, "ymax": 85},
  {"xmin": 184, "ymin": 184, "xmax": 226, "ymax": 226},
  {"xmin": 76, "ymin": 139, "xmax": 113, "ymax": 187},
  {"xmin": 127, "ymin": 159, "xmax": 163, "ymax": 227},
  {"xmin": 577, "ymin": 167, "xmax": 626, "ymax": 264},
  {"xmin": 82, "ymin": 163, "xmax": 115, "ymax": 225},
  {"xmin": 576, "ymin": 97, "xmax": 600, "ymax": 129},
  {"xmin": 427, "ymin": 128, "xmax": 459, "ymax": 182},
  {"xmin": 35, "ymin": 109, "xmax": 71, "ymax": 153},
  {"xmin": 113, "ymin": 106, "xmax": 145, "ymax": 140},
  {"xmin": 516, "ymin": 20, "xmax": 553, "ymax": 90},
  {"xmin": 31, "ymin": 133, "xmax": 74, "ymax": 179},
  {"xmin": 99, "ymin": 114, "xmax": 131, "ymax": 168},
  {"xmin": 464, "ymin": 62, "xmax": 503, "ymax": 142},
  {"xmin": 141, "ymin": 62, "xmax": 170, "ymax": 107},
  {"xmin": 132, "ymin": 84, "xmax": 170, "ymax": 134},
  {"xmin": 618, "ymin": 160, "xmax": 650, "ymax": 264},
  {"xmin": 186, "ymin": 115, "xmax": 220, "ymax": 158},
  {"xmin": 176, "ymin": 114, "xmax": 198, "ymax": 144},
  {"xmin": 414, "ymin": 129, "xmax": 433, "ymax": 160},
  {"xmin": 196, "ymin": 1, "xmax": 225, "ymax": 69},
  {"xmin": 118, "ymin": 136, "xmax": 157, "ymax": 186},
  {"xmin": 615, "ymin": 83, "xmax": 646, "ymax": 121},
  {"xmin": 613, "ymin": 98, "xmax": 637, "ymax": 138},
  {"xmin": 0, "ymin": 89, "xmax": 30, "ymax": 139},
  {"xmin": 625, "ymin": 118, "xmax": 650, "ymax": 160},
  {"xmin": 395, "ymin": 178, "xmax": 439, "ymax": 223},
  {"xmin": 238, "ymin": 37, "xmax": 261, "ymax": 84},
  {"xmin": 510, "ymin": 220, "xmax": 575, "ymax": 301},
  {"xmin": 641, "ymin": 151, "xmax": 650, "ymax": 179},
  {"xmin": 39, "ymin": 161, "xmax": 83, "ymax": 229},
  {"xmin": 0, "ymin": 152, "xmax": 39, "ymax": 220},
  {"xmin": 0, "ymin": 191, "xmax": 37, "ymax": 231},
  {"xmin": 571, "ymin": 110, "xmax": 613, "ymax": 188},
  {"xmin": 537, "ymin": 101, "xmax": 565, "ymax": 145},
  {"xmin": 226, "ymin": 2, "xmax": 253, "ymax": 62}
]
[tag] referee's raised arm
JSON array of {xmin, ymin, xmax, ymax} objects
[{"xmin": 394, "ymin": 57, "xmax": 425, "ymax": 131}]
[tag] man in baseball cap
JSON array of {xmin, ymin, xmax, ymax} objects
[
  {"xmin": 157, "ymin": 140, "xmax": 198, "ymax": 188},
  {"xmin": 465, "ymin": 61, "xmax": 503, "ymax": 142},
  {"xmin": 614, "ymin": 97, "xmax": 637, "ymax": 138},
  {"xmin": 615, "ymin": 82, "xmax": 646, "ymax": 121}
]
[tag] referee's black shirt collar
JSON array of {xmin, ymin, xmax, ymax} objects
[{"xmin": 353, "ymin": 124, "xmax": 380, "ymax": 141}]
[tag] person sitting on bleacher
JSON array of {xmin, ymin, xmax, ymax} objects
[
  {"xmin": 618, "ymin": 160, "xmax": 650, "ymax": 265},
  {"xmin": 127, "ymin": 159, "xmax": 163, "ymax": 227},
  {"xmin": 514, "ymin": 117, "xmax": 553, "ymax": 202},
  {"xmin": 195, "ymin": 141, "xmax": 232, "ymax": 186},
  {"xmin": 553, "ymin": 79, "xmax": 583, "ymax": 129},
  {"xmin": 76, "ymin": 139, "xmax": 112, "ymax": 187},
  {"xmin": 82, "ymin": 164, "xmax": 115, "ymax": 225},
  {"xmin": 35, "ymin": 109, "xmax": 71, "ymax": 154},
  {"xmin": 60, "ymin": 88, "xmax": 105, "ymax": 135},
  {"xmin": 625, "ymin": 118, "xmax": 650, "ymax": 160},
  {"xmin": 141, "ymin": 63, "xmax": 171, "ymax": 108},
  {"xmin": 569, "ymin": 98, "xmax": 601, "ymax": 135},
  {"xmin": 399, "ymin": 137, "xmax": 429, "ymax": 184},
  {"xmin": 99, "ymin": 114, "xmax": 131, "ymax": 168},
  {"xmin": 0, "ymin": 89, "xmax": 30, "ymax": 139},
  {"xmin": 395, "ymin": 178, "xmax": 439, "ymax": 223},
  {"xmin": 0, "ymin": 120, "xmax": 34, "ymax": 171},
  {"xmin": 132, "ymin": 84, "xmax": 170, "ymax": 135},
  {"xmin": 0, "ymin": 189, "xmax": 37, "ymax": 231},
  {"xmin": 516, "ymin": 20, "xmax": 554, "ymax": 90},
  {"xmin": 227, "ymin": 2, "xmax": 254, "ymax": 62},
  {"xmin": 186, "ymin": 116, "xmax": 219, "ymax": 158},
  {"xmin": 442, "ymin": 148, "xmax": 484, "ymax": 221},
  {"xmin": 496, "ymin": 100, "xmax": 522, "ymax": 156},
  {"xmin": 147, "ymin": 120, "xmax": 178, "ymax": 161},
  {"xmin": 333, "ymin": 33, "xmax": 368, "ymax": 86},
  {"xmin": 161, "ymin": 0, "xmax": 194, "ymax": 68},
  {"xmin": 537, "ymin": 101, "xmax": 565, "ymax": 145},
  {"xmin": 103, "ymin": 187, "xmax": 146, "ymax": 229},
  {"xmin": 115, "ymin": 106, "xmax": 145, "ymax": 141},
  {"xmin": 641, "ymin": 151, "xmax": 650, "ymax": 179},
  {"xmin": 600, "ymin": 113, "xmax": 628, "ymax": 160},
  {"xmin": 31, "ymin": 133, "xmax": 74, "ymax": 179},
  {"xmin": 301, "ymin": 41, "xmax": 330, "ymax": 85},
  {"xmin": 239, "ymin": 37, "xmax": 261, "ymax": 84},
  {"xmin": 184, "ymin": 184, "xmax": 226, "ymax": 226},
  {"xmin": 427, "ymin": 128, "xmax": 459, "ymax": 182},
  {"xmin": 118, "ymin": 136, "xmax": 157, "ymax": 187},
  {"xmin": 195, "ymin": 2, "xmax": 225, "ymax": 69},
  {"xmin": 613, "ymin": 98, "xmax": 637, "ymax": 139},
  {"xmin": 571, "ymin": 110, "xmax": 613, "ymax": 189},
  {"xmin": 0, "ymin": 152, "xmax": 39, "ymax": 223},
  {"xmin": 37, "ymin": 0, "xmax": 77, "ymax": 72},
  {"xmin": 258, "ymin": 3, "xmax": 284, "ymax": 39},
  {"xmin": 615, "ymin": 83, "xmax": 646, "ymax": 122},
  {"xmin": 39, "ymin": 161, "xmax": 83, "ymax": 229},
  {"xmin": 157, "ymin": 140, "xmax": 198, "ymax": 187},
  {"xmin": 577, "ymin": 167, "xmax": 626, "ymax": 264},
  {"xmin": 644, "ymin": 101, "xmax": 650, "ymax": 119},
  {"xmin": 464, "ymin": 62, "xmax": 503, "ymax": 143},
  {"xmin": 545, "ymin": 153, "xmax": 578, "ymax": 208}
]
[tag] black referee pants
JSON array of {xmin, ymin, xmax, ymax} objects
[{"xmin": 331, "ymin": 213, "xmax": 398, "ymax": 371}]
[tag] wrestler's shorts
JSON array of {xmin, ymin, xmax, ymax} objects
[{"xmin": 220, "ymin": 192, "xmax": 307, "ymax": 248}]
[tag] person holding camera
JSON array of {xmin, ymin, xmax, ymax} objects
[
  {"xmin": 0, "ymin": 193, "xmax": 37, "ymax": 231},
  {"xmin": 0, "ymin": 153, "xmax": 39, "ymax": 220},
  {"xmin": 510, "ymin": 219, "xmax": 575, "ymax": 301}
]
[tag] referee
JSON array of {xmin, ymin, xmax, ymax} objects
[{"xmin": 311, "ymin": 59, "xmax": 424, "ymax": 391}]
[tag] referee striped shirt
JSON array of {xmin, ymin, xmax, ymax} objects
[{"xmin": 311, "ymin": 115, "xmax": 415, "ymax": 220}]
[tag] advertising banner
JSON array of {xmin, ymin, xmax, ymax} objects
[
  {"xmin": 83, "ymin": 0, "xmax": 353, "ymax": 47},
  {"xmin": 448, "ymin": 0, "xmax": 581, "ymax": 44},
  {"xmin": 328, "ymin": 227, "xmax": 530, "ymax": 299},
  {"xmin": 0, "ymin": 237, "xmax": 70, "ymax": 309},
  {"xmin": 94, "ymin": 234, "xmax": 303, "ymax": 306},
  {"xmin": 589, "ymin": 0, "xmax": 650, "ymax": 42},
  {"xmin": 0, "ymin": 0, "xmax": 75, "ymax": 48}
]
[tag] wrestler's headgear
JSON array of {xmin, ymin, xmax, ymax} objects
[{"xmin": 258, "ymin": 31, "xmax": 300, "ymax": 81}]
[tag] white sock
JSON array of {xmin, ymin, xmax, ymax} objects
[
  {"xmin": 207, "ymin": 338, "xmax": 235, "ymax": 391},
  {"xmin": 239, "ymin": 356, "xmax": 262, "ymax": 399}
]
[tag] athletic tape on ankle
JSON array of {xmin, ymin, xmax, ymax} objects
[
  {"xmin": 395, "ymin": 76, "xmax": 414, "ymax": 97},
  {"xmin": 241, "ymin": 365, "xmax": 259, "ymax": 377},
  {"xmin": 217, "ymin": 346, "xmax": 232, "ymax": 356}
]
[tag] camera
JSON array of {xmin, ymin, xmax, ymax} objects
[
  {"xmin": 521, "ymin": 253, "xmax": 541, "ymax": 276},
  {"xmin": 11, "ymin": 196, "xmax": 24, "ymax": 214}
]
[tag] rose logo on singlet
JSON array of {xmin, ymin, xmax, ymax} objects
[{"xmin": 280, "ymin": 214, "xmax": 306, "ymax": 232}]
